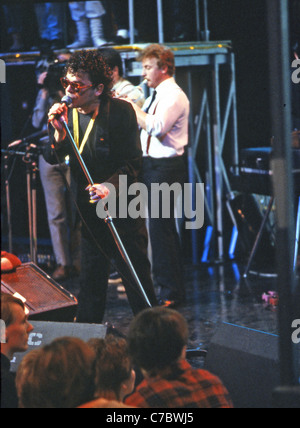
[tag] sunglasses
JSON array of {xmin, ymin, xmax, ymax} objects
[{"xmin": 60, "ymin": 77, "xmax": 94, "ymax": 93}]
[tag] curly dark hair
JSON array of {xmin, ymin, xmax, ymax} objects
[{"xmin": 64, "ymin": 50, "xmax": 113, "ymax": 99}]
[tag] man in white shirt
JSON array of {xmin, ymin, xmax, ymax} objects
[{"xmin": 123, "ymin": 44, "xmax": 190, "ymax": 307}]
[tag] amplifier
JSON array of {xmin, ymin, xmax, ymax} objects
[
  {"xmin": 9, "ymin": 321, "xmax": 108, "ymax": 372},
  {"xmin": 1, "ymin": 263, "xmax": 78, "ymax": 322},
  {"xmin": 231, "ymin": 147, "xmax": 300, "ymax": 195},
  {"xmin": 240, "ymin": 147, "xmax": 300, "ymax": 175}
]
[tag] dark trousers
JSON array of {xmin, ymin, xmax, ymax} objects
[
  {"xmin": 143, "ymin": 156, "xmax": 186, "ymax": 302},
  {"xmin": 76, "ymin": 218, "xmax": 157, "ymax": 324}
]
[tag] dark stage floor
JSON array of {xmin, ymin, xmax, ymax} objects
[
  {"xmin": 2, "ymin": 237, "xmax": 296, "ymax": 349},
  {"xmin": 58, "ymin": 260, "xmax": 281, "ymax": 351}
]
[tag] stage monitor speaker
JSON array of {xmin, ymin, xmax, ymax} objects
[
  {"xmin": 10, "ymin": 321, "xmax": 108, "ymax": 372},
  {"xmin": 1, "ymin": 262, "xmax": 77, "ymax": 322},
  {"xmin": 204, "ymin": 322, "xmax": 280, "ymax": 408}
]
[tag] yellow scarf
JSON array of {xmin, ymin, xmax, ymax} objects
[{"xmin": 72, "ymin": 108, "xmax": 98, "ymax": 154}]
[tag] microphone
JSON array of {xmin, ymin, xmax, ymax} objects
[
  {"xmin": 48, "ymin": 95, "xmax": 73, "ymax": 122},
  {"xmin": 8, "ymin": 129, "xmax": 48, "ymax": 148}
]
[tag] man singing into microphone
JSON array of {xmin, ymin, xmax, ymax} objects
[{"xmin": 45, "ymin": 50, "xmax": 157, "ymax": 323}]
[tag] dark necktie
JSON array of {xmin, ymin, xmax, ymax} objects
[
  {"xmin": 145, "ymin": 90, "xmax": 157, "ymax": 113},
  {"xmin": 145, "ymin": 91, "xmax": 158, "ymax": 155}
]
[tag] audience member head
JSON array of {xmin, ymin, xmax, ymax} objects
[
  {"xmin": 15, "ymin": 337, "xmax": 95, "ymax": 408},
  {"xmin": 127, "ymin": 307, "xmax": 189, "ymax": 378},
  {"xmin": 1, "ymin": 293, "xmax": 33, "ymax": 360},
  {"xmin": 98, "ymin": 47, "xmax": 124, "ymax": 82},
  {"xmin": 15, "ymin": 349, "xmax": 40, "ymax": 408},
  {"xmin": 88, "ymin": 335, "xmax": 135, "ymax": 402}
]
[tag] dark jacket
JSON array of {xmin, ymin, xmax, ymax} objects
[
  {"xmin": 43, "ymin": 97, "xmax": 143, "ymax": 232},
  {"xmin": 1, "ymin": 354, "xmax": 18, "ymax": 408}
]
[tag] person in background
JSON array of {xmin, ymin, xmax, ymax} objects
[
  {"xmin": 1, "ymin": 294, "xmax": 34, "ymax": 408},
  {"xmin": 67, "ymin": 1, "xmax": 107, "ymax": 49},
  {"xmin": 121, "ymin": 44, "xmax": 189, "ymax": 308},
  {"xmin": 32, "ymin": 54, "xmax": 81, "ymax": 282},
  {"xmin": 98, "ymin": 47, "xmax": 145, "ymax": 108},
  {"xmin": 164, "ymin": 0, "xmax": 196, "ymax": 42},
  {"xmin": 2, "ymin": 4, "xmax": 25, "ymax": 52},
  {"xmin": 34, "ymin": 2, "xmax": 65, "ymax": 51},
  {"xmin": 45, "ymin": 49, "xmax": 157, "ymax": 323},
  {"xmin": 125, "ymin": 307, "xmax": 233, "ymax": 408},
  {"xmin": 109, "ymin": 0, "xmax": 130, "ymax": 43}
]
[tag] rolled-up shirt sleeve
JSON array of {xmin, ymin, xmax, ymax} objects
[
  {"xmin": 146, "ymin": 94, "xmax": 187, "ymax": 139},
  {"xmin": 141, "ymin": 78, "xmax": 190, "ymax": 158}
]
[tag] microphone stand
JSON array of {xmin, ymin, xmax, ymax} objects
[
  {"xmin": 23, "ymin": 146, "xmax": 38, "ymax": 265},
  {"xmin": 62, "ymin": 118, "xmax": 152, "ymax": 308},
  {"xmin": 3, "ymin": 153, "xmax": 13, "ymax": 254},
  {"xmin": 1, "ymin": 146, "xmax": 39, "ymax": 264}
]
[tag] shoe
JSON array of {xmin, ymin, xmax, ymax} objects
[
  {"xmin": 9, "ymin": 41, "xmax": 24, "ymax": 52},
  {"xmin": 117, "ymin": 29, "xmax": 129, "ymax": 40},
  {"xmin": 52, "ymin": 265, "xmax": 71, "ymax": 281},
  {"xmin": 90, "ymin": 17, "xmax": 107, "ymax": 48},
  {"xmin": 67, "ymin": 18, "xmax": 92, "ymax": 49},
  {"xmin": 114, "ymin": 29, "xmax": 129, "ymax": 45},
  {"xmin": 67, "ymin": 39, "xmax": 92, "ymax": 49}
]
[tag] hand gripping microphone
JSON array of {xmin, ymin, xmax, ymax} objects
[{"xmin": 48, "ymin": 95, "xmax": 73, "ymax": 122}]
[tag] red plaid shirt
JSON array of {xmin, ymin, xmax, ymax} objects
[{"xmin": 125, "ymin": 360, "xmax": 233, "ymax": 408}]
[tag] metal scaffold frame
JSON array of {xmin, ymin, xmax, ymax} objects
[
  {"xmin": 173, "ymin": 44, "xmax": 239, "ymax": 264},
  {"xmin": 128, "ymin": 0, "xmax": 210, "ymax": 44},
  {"xmin": 125, "ymin": 0, "xmax": 239, "ymax": 264}
]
